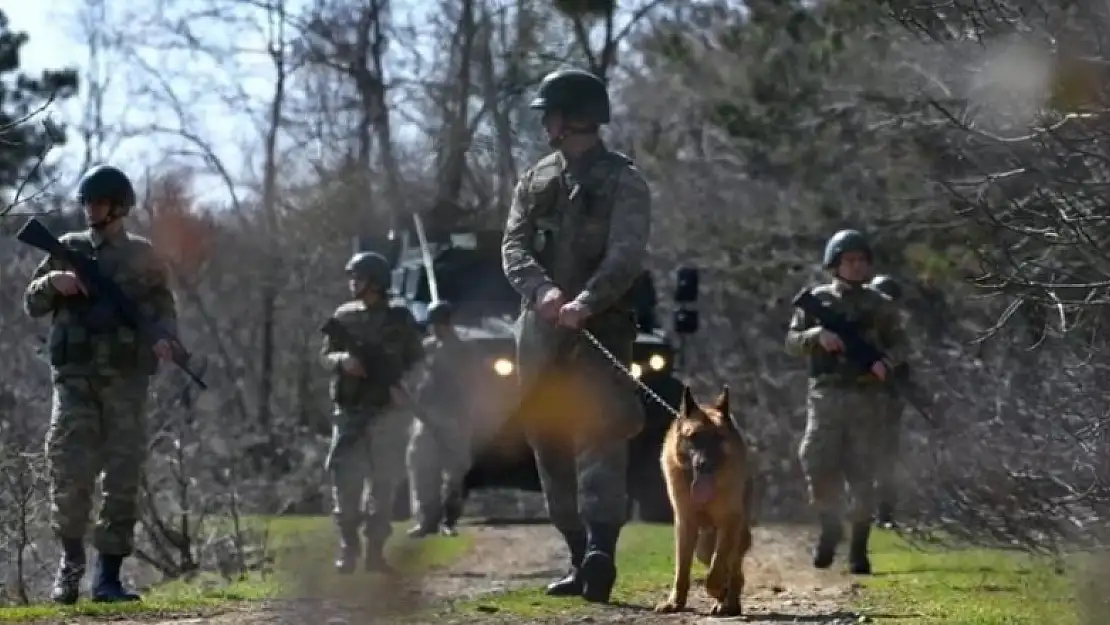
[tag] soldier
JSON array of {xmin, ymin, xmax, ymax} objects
[
  {"xmin": 406, "ymin": 300, "xmax": 479, "ymax": 538},
  {"xmin": 501, "ymin": 67, "xmax": 651, "ymax": 603},
  {"xmin": 784, "ymin": 229, "xmax": 906, "ymax": 575},
  {"xmin": 869, "ymin": 274, "xmax": 905, "ymax": 529},
  {"xmin": 24, "ymin": 164, "xmax": 179, "ymax": 604},
  {"xmin": 320, "ymin": 251, "xmax": 424, "ymax": 574}
]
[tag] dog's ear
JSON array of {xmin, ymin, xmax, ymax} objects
[
  {"xmin": 713, "ymin": 385, "xmax": 730, "ymax": 416},
  {"xmin": 680, "ymin": 385, "xmax": 697, "ymax": 418}
]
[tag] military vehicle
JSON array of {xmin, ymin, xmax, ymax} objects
[{"xmin": 373, "ymin": 227, "xmax": 700, "ymax": 523}]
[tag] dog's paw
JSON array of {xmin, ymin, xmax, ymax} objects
[
  {"xmin": 709, "ymin": 600, "xmax": 743, "ymax": 617},
  {"xmin": 705, "ymin": 571, "xmax": 728, "ymax": 600},
  {"xmin": 653, "ymin": 599, "xmax": 685, "ymax": 613}
]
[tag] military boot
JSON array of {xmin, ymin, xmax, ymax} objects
[
  {"xmin": 545, "ymin": 530, "xmax": 587, "ymax": 597},
  {"xmin": 50, "ymin": 539, "xmax": 86, "ymax": 605},
  {"xmin": 441, "ymin": 491, "xmax": 464, "ymax": 537},
  {"xmin": 876, "ymin": 500, "xmax": 896, "ymax": 529},
  {"xmin": 335, "ymin": 526, "xmax": 360, "ymax": 574},
  {"xmin": 91, "ymin": 554, "xmax": 141, "ymax": 602},
  {"xmin": 848, "ymin": 521, "xmax": 872, "ymax": 575},
  {"xmin": 364, "ymin": 526, "xmax": 395, "ymax": 574},
  {"xmin": 813, "ymin": 514, "xmax": 843, "ymax": 570},
  {"xmin": 580, "ymin": 524, "xmax": 620, "ymax": 604}
]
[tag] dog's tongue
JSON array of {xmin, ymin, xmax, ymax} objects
[{"xmin": 691, "ymin": 474, "xmax": 716, "ymax": 505}]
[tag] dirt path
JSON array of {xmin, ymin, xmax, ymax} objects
[{"xmin": 111, "ymin": 523, "xmax": 860, "ymax": 625}]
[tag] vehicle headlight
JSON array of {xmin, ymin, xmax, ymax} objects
[
  {"xmin": 493, "ymin": 358, "xmax": 514, "ymax": 377},
  {"xmin": 648, "ymin": 354, "xmax": 667, "ymax": 371},
  {"xmin": 630, "ymin": 363, "xmax": 643, "ymax": 379}
]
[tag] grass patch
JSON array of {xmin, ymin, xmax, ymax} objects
[
  {"xmin": 453, "ymin": 523, "xmax": 679, "ymax": 618},
  {"xmin": 855, "ymin": 530, "xmax": 1079, "ymax": 625},
  {"xmin": 0, "ymin": 516, "xmax": 472, "ymax": 623}
]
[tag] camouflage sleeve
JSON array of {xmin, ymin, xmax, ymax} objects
[
  {"xmin": 501, "ymin": 171, "xmax": 554, "ymax": 302},
  {"xmin": 573, "ymin": 165, "xmax": 652, "ymax": 312},
  {"xmin": 399, "ymin": 309, "xmax": 425, "ymax": 373},
  {"xmin": 24, "ymin": 252, "xmax": 64, "ymax": 319},
  {"xmin": 784, "ymin": 308, "xmax": 822, "ymax": 357},
  {"xmin": 145, "ymin": 247, "xmax": 179, "ymax": 337},
  {"xmin": 878, "ymin": 299, "xmax": 909, "ymax": 365},
  {"xmin": 320, "ymin": 313, "xmax": 347, "ymax": 371}
]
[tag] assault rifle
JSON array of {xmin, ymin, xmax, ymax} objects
[
  {"xmin": 319, "ymin": 317, "xmax": 404, "ymax": 389},
  {"xmin": 16, "ymin": 218, "xmax": 207, "ymax": 389},
  {"xmin": 791, "ymin": 288, "xmax": 937, "ymax": 426}
]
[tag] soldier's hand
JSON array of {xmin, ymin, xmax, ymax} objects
[
  {"xmin": 557, "ymin": 301, "xmax": 590, "ymax": 330},
  {"xmin": 341, "ymin": 355, "xmax": 367, "ymax": 377},
  {"xmin": 535, "ymin": 284, "xmax": 566, "ymax": 323},
  {"xmin": 870, "ymin": 359, "xmax": 889, "ymax": 381},
  {"xmin": 817, "ymin": 329, "xmax": 844, "ymax": 352},
  {"xmin": 152, "ymin": 339, "xmax": 175, "ymax": 361},
  {"xmin": 48, "ymin": 271, "xmax": 86, "ymax": 296}
]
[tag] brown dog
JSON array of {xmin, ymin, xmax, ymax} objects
[{"xmin": 654, "ymin": 385, "xmax": 756, "ymax": 617}]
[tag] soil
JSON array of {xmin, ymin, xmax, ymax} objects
[{"xmin": 104, "ymin": 522, "xmax": 862, "ymax": 625}]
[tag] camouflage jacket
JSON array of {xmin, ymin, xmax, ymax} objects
[
  {"xmin": 414, "ymin": 333, "xmax": 480, "ymax": 410},
  {"xmin": 784, "ymin": 279, "xmax": 908, "ymax": 388},
  {"xmin": 24, "ymin": 226, "xmax": 178, "ymax": 377},
  {"xmin": 320, "ymin": 299, "xmax": 423, "ymax": 410},
  {"xmin": 501, "ymin": 142, "xmax": 652, "ymax": 316}
]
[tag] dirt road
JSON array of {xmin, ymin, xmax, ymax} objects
[{"xmin": 115, "ymin": 522, "xmax": 860, "ymax": 625}]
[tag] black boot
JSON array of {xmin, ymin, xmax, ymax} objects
[
  {"xmin": 51, "ymin": 539, "xmax": 85, "ymax": 605},
  {"xmin": 91, "ymin": 554, "xmax": 141, "ymax": 602},
  {"xmin": 813, "ymin": 514, "xmax": 843, "ymax": 570},
  {"xmin": 442, "ymin": 491, "xmax": 464, "ymax": 537},
  {"xmin": 580, "ymin": 524, "xmax": 620, "ymax": 604},
  {"xmin": 335, "ymin": 526, "xmax": 360, "ymax": 574},
  {"xmin": 848, "ymin": 521, "xmax": 872, "ymax": 575},
  {"xmin": 876, "ymin": 500, "xmax": 896, "ymax": 529},
  {"xmin": 545, "ymin": 530, "xmax": 587, "ymax": 597},
  {"xmin": 364, "ymin": 525, "xmax": 395, "ymax": 574}
]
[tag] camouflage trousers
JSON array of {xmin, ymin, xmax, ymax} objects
[
  {"xmin": 798, "ymin": 383, "xmax": 886, "ymax": 524},
  {"xmin": 515, "ymin": 309, "xmax": 644, "ymax": 538},
  {"xmin": 46, "ymin": 374, "xmax": 150, "ymax": 556},
  {"xmin": 406, "ymin": 406, "xmax": 475, "ymax": 524},
  {"xmin": 327, "ymin": 406, "xmax": 412, "ymax": 545},
  {"xmin": 876, "ymin": 395, "xmax": 905, "ymax": 507}
]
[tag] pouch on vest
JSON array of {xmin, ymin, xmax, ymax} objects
[{"xmin": 49, "ymin": 324, "xmax": 93, "ymax": 367}]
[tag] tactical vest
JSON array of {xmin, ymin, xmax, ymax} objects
[
  {"xmin": 525, "ymin": 150, "xmax": 637, "ymax": 315},
  {"xmin": 47, "ymin": 234, "xmax": 156, "ymax": 375},
  {"xmin": 807, "ymin": 287, "xmax": 886, "ymax": 383},
  {"xmin": 330, "ymin": 305, "xmax": 417, "ymax": 409}
]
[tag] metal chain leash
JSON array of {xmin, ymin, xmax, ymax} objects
[{"xmin": 580, "ymin": 329, "xmax": 682, "ymax": 418}]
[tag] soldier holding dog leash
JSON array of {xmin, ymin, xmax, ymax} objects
[{"xmin": 501, "ymin": 67, "xmax": 652, "ymax": 604}]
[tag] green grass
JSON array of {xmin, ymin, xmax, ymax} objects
[
  {"xmin": 453, "ymin": 524, "xmax": 1081, "ymax": 624},
  {"xmin": 0, "ymin": 516, "xmax": 472, "ymax": 623},
  {"xmin": 452, "ymin": 523, "xmax": 679, "ymax": 618},
  {"xmin": 855, "ymin": 530, "xmax": 1079, "ymax": 625}
]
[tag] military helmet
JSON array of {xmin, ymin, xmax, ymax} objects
[
  {"xmin": 823, "ymin": 229, "xmax": 872, "ymax": 268},
  {"xmin": 870, "ymin": 275, "xmax": 902, "ymax": 300},
  {"xmin": 529, "ymin": 68, "xmax": 611, "ymax": 124},
  {"xmin": 76, "ymin": 165, "xmax": 137, "ymax": 214},
  {"xmin": 345, "ymin": 252, "xmax": 391, "ymax": 289},
  {"xmin": 427, "ymin": 300, "xmax": 454, "ymax": 325}
]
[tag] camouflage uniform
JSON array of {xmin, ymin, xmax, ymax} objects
[
  {"xmin": 406, "ymin": 325, "xmax": 480, "ymax": 536},
  {"xmin": 321, "ymin": 253, "xmax": 424, "ymax": 574},
  {"xmin": 502, "ymin": 68, "xmax": 651, "ymax": 604},
  {"xmin": 785, "ymin": 230, "xmax": 906, "ymax": 575},
  {"xmin": 24, "ymin": 165, "xmax": 177, "ymax": 604},
  {"xmin": 869, "ymin": 275, "xmax": 905, "ymax": 527}
]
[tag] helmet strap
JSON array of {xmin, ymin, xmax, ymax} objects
[{"xmin": 88, "ymin": 204, "xmax": 125, "ymax": 231}]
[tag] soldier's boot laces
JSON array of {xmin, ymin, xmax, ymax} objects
[
  {"xmin": 579, "ymin": 525, "xmax": 620, "ymax": 604},
  {"xmin": 848, "ymin": 522, "xmax": 872, "ymax": 575},
  {"xmin": 813, "ymin": 515, "xmax": 843, "ymax": 570},
  {"xmin": 51, "ymin": 539, "xmax": 86, "ymax": 606},
  {"xmin": 545, "ymin": 530, "xmax": 587, "ymax": 597},
  {"xmin": 335, "ymin": 528, "xmax": 360, "ymax": 574},
  {"xmin": 92, "ymin": 554, "xmax": 141, "ymax": 603}
]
